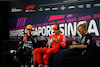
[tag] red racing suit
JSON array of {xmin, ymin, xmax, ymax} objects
[{"xmin": 34, "ymin": 33, "xmax": 66, "ymax": 65}]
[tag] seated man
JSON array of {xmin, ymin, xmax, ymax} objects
[
  {"xmin": 17, "ymin": 24, "xmax": 37, "ymax": 64},
  {"xmin": 34, "ymin": 25, "xmax": 66, "ymax": 67},
  {"xmin": 53, "ymin": 22, "xmax": 92, "ymax": 67}
]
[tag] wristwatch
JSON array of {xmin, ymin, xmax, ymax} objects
[{"xmin": 74, "ymin": 45, "xmax": 76, "ymax": 48}]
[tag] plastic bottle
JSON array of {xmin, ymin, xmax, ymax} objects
[{"xmin": 48, "ymin": 39, "xmax": 53, "ymax": 48}]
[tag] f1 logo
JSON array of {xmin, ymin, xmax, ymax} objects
[{"xmin": 26, "ymin": 5, "xmax": 35, "ymax": 10}]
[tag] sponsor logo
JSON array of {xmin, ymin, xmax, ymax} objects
[
  {"xmin": 60, "ymin": 5, "xmax": 65, "ymax": 10},
  {"xmin": 57, "ymin": 36, "xmax": 60, "ymax": 38},
  {"xmin": 45, "ymin": 8, "xmax": 50, "ymax": 11},
  {"xmin": 27, "ymin": 41, "xmax": 32, "ymax": 43},
  {"xmin": 68, "ymin": 5, "xmax": 75, "ymax": 9},
  {"xmin": 94, "ymin": 3, "xmax": 100, "ymax": 7},
  {"xmin": 25, "ymin": 5, "xmax": 35, "ymax": 12},
  {"xmin": 52, "ymin": 7, "xmax": 58, "ymax": 11},
  {"xmin": 78, "ymin": 5, "xmax": 84, "ymax": 8},
  {"xmin": 39, "ymin": 7, "xmax": 44, "ymax": 11},
  {"xmin": 11, "ymin": 7, "xmax": 23, "ymax": 13},
  {"xmin": 86, "ymin": 4, "xmax": 91, "ymax": 8}
]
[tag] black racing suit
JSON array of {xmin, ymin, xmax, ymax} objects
[{"xmin": 17, "ymin": 34, "xmax": 37, "ymax": 64}]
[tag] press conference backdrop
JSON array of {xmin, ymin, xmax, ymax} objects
[{"xmin": 9, "ymin": 0, "xmax": 100, "ymax": 45}]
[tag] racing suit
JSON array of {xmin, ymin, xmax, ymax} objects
[
  {"xmin": 17, "ymin": 34, "xmax": 37, "ymax": 64},
  {"xmin": 34, "ymin": 33, "xmax": 66, "ymax": 65}
]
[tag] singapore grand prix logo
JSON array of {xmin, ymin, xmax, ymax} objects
[{"xmin": 25, "ymin": 5, "xmax": 35, "ymax": 12}]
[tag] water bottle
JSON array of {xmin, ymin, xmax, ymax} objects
[
  {"xmin": 48, "ymin": 39, "xmax": 53, "ymax": 48},
  {"xmin": 14, "ymin": 56, "xmax": 16, "ymax": 61},
  {"xmin": 31, "ymin": 65, "xmax": 34, "ymax": 67}
]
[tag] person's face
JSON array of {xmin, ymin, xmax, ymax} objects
[
  {"xmin": 26, "ymin": 29, "xmax": 32, "ymax": 34},
  {"xmin": 77, "ymin": 27, "xmax": 84, "ymax": 35},
  {"xmin": 54, "ymin": 29, "xmax": 60, "ymax": 34}
]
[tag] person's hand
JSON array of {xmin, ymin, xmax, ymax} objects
[
  {"xmin": 69, "ymin": 45, "xmax": 75, "ymax": 49},
  {"xmin": 51, "ymin": 38, "xmax": 57, "ymax": 41},
  {"xmin": 72, "ymin": 41, "xmax": 77, "ymax": 45},
  {"xmin": 51, "ymin": 38, "xmax": 61, "ymax": 44}
]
